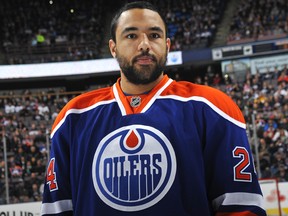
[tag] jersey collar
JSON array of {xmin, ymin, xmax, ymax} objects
[{"xmin": 113, "ymin": 75, "xmax": 173, "ymax": 115}]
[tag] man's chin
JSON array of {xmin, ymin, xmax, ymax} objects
[{"xmin": 134, "ymin": 63, "xmax": 155, "ymax": 70}]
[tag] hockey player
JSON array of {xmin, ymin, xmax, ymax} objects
[{"xmin": 41, "ymin": 1, "xmax": 267, "ymax": 215}]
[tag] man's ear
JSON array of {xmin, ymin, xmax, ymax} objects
[
  {"xmin": 166, "ymin": 37, "xmax": 171, "ymax": 53},
  {"xmin": 109, "ymin": 39, "xmax": 117, "ymax": 58}
]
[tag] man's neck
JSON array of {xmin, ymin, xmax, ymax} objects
[{"xmin": 120, "ymin": 74, "xmax": 164, "ymax": 95}]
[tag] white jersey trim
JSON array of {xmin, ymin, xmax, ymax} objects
[
  {"xmin": 158, "ymin": 95, "xmax": 246, "ymax": 129},
  {"xmin": 113, "ymin": 84, "xmax": 126, "ymax": 115},
  {"xmin": 41, "ymin": 199, "xmax": 73, "ymax": 215},
  {"xmin": 212, "ymin": 192, "xmax": 265, "ymax": 211},
  {"xmin": 50, "ymin": 99, "xmax": 116, "ymax": 138},
  {"xmin": 141, "ymin": 78, "xmax": 173, "ymax": 113}
]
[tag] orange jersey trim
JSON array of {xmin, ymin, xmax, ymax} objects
[
  {"xmin": 51, "ymin": 86, "xmax": 115, "ymax": 135},
  {"xmin": 162, "ymin": 80, "xmax": 245, "ymax": 124},
  {"xmin": 114, "ymin": 75, "xmax": 171, "ymax": 115}
]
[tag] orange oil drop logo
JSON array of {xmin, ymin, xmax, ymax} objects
[{"xmin": 126, "ymin": 130, "xmax": 139, "ymax": 148}]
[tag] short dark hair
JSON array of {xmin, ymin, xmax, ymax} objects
[{"xmin": 110, "ymin": 1, "xmax": 167, "ymax": 42}]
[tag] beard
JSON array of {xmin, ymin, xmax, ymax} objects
[{"xmin": 116, "ymin": 50, "xmax": 167, "ymax": 85}]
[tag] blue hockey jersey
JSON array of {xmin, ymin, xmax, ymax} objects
[{"xmin": 41, "ymin": 75, "xmax": 266, "ymax": 215}]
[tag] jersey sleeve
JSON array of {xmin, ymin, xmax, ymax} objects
[
  {"xmin": 41, "ymin": 113, "xmax": 73, "ymax": 215},
  {"xmin": 199, "ymin": 87, "xmax": 266, "ymax": 216},
  {"xmin": 41, "ymin": 87, "xmax": 113, "ymax": 216}
]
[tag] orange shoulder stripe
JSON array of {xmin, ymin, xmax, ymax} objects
[
  {"xmin": 163, "ymin": 81, "xmax": 245, "ymax": 124},
  {"xmin": 51, "ymin": 86, "xmax": 114, "ymax": 136}
]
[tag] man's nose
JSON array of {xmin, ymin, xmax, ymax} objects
[{"xmin": 138, "ymin": 33, "xmax": 151, "ymax": 52}]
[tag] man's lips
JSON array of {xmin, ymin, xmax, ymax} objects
[{"xmin": 134, "ymin": 56, "xmax": 155, "ymax": 65}]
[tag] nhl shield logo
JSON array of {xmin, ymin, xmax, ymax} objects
[
  {"xmin": 92, "ymin": 125, "xmax": 177, "ymax": 211},
  {"xmin": 130, "ymin": 96, "xmax": 141, "ymax": 107}
]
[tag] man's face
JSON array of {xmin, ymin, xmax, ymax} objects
[{"xmin": 109, "ymin": 9, "xmax": 170, "ymax": 85}]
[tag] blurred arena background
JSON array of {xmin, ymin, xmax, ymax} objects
[{"xmin": 0, "ymin": 0, "xmax": 287, "ymax": 215}]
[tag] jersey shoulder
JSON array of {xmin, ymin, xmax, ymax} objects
[
  {"xmin": 68, "ymin": 86, "xmax": 113, "ymax": 109},
  {"xmin": 51, "ymin": 86, "xmax": 114, "ymax": 134},
  {"xmin": 165, "ymin": 81, "xmax": 245, "ymax": 124}
]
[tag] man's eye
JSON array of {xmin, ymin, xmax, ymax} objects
[
  {"xmin": 151, "ymin": 33, "xmax": 160, "ymax": 39},
  {"xmin": 127, "ymin": 34, "xmax": 136, "ymax": 39}
]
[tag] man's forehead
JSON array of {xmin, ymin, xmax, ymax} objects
[{"xmin": 117, "ymin": 8, "xmax": 165, "ymax": 31}]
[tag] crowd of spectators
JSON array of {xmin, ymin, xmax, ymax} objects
[
  {"xmin": 0, "ymin": 88, "xmax": 80, "ymax": 204},
  {"xmin": 0, "ymin": 0, "xmax": 105, "ymax": 64},
  {"xmin": 227, "ymin": 0, "xmax": 288, "ymax": 44},
  {"xmin": 0, "ymin": 0, "xmax": 228, "ymax": 65},
  {"xmin": 154, "ymin": 0, "xmax": 227, "ymax": 51},
  {"xmin": 2, "ymin": 0, "xmax": 288, "ymax": 64}
]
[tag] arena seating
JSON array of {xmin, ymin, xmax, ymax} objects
[
  {"xmin": 0, "ymin": 0, "xmax": 106, "ymax": 64},
  {"xmin": 156, "ymin": 0, "xmax": 227, "ymax": 50},
  {"xmin": 0, "ymin": 87, "xmax": 80, "ymax": 203},
  {"xmin": 227, "ymin": 0, "xmax": 288, "ymax": 44},
  {"xmin": 0, "ymin": 0, "xmax": 227, "ymax": 64}
]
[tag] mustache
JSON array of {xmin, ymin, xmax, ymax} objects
[{"xmin": 132, "ymin": 52, "xmax": 157, "ymax": 63}]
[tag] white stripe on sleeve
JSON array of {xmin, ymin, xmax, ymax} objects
[
  {"xmin": 41, "ymin": 199, "xmax": 73, "ymax": 215},
  {"xmin": 212, "ymin": 192, "xmax": 265, "ymax": 211}
]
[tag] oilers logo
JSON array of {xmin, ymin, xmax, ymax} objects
[{"xmin": 92, "ymin": 125, "xmax": 177, "ymax": 211}]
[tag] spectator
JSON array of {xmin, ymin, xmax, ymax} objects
[
  {"xmin": 9, "ymin": 162, "xmax": 23, "ymax": 182},
  {"xmin": 38, "ymin": 102, "xmax": 50, "ymax": 120},
  {"xmin": 212, "ymin": 73, "xmax": 222, "ymax": 85}
]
